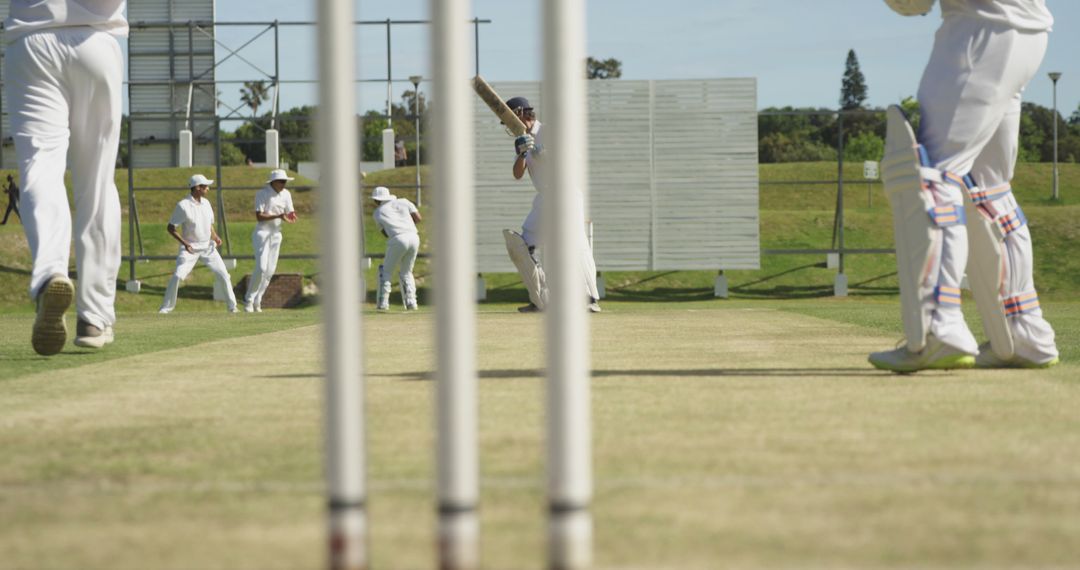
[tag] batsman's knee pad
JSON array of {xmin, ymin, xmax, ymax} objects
[
  {"xmin": 965, "ymin": 182, "xmax": 1039, "ymax": 360},
  {"xmin": 503, "ymin": 229, "xmax": 547, "ymax": 309},
  {"xmin": 883, "ymin": 105, "xmax": 970, "ymax": 352}
]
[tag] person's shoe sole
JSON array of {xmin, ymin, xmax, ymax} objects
[
  {"xmin": 868, "ymin": 354, "xmax": 975, "ymax": 374},
  {"xmin": 74, "ymin": 330, "xmax": 114, "ymax": 349},
  {"xmin": 32, "ymin": 278, "xmax": 74, "ymax": 356}
]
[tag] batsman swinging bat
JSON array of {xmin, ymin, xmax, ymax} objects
[{"xmin": 472, "ymin": 75, "xmax": 527, "ymax": 137}]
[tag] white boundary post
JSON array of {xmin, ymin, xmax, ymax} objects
[
  {"xmin": 317, "ymin": 1, "xmax": 366, "ymax": 568},
  {"xmin": 542, "ymin": 0, "xmax": 593, "ymax": 568},
  {"xmin": 431, "ymin": 0, "xmax": 479, "ymax": 568}
]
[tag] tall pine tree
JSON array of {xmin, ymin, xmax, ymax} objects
[{"xmin": 840, "ymin": 49, "xmax": 868, "ymax": 110}]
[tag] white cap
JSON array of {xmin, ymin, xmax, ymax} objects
[
  {"xmin": 266, "ymin": 169, "xmax": 295, "ymax": 184},
  {"xmin": 371, "ymin": 186, "xmax": 396, "ymax": 202},
  {"xmin": 188, "ymin": 174, "xmax": 214, "ymax": 188}
]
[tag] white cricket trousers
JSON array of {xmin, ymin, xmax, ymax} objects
[
  {"xmin": 377, "ymin": 232, "xmax": 419, "ymax": 309},
  {"xmin": 917, "ymin": 17, "xmax": 1057, "ymax": 362},
  {"xmin": 523, "ymin": 193, "xmax": 600, "ymax": 302},
  {"xmin": 4, "ymin": 29, "xmax": 124, "ymax": 330},
  {"xmin": 245, "ymin": 229, "xmax": 282, "ymax": 307},
  {"xmin": 159, "ymin": 246, "xmax": 238, "ymax": 313}
]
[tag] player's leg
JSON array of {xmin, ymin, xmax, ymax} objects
[
  {"xmin": 6, "ymin": 33, "xmax": 77, "ymax": 354},
  {"xmin": 5, "ymin": 33, "xmax": 74, "ymax": 305},
  {"xmin": 397, "ymin": 233, "xmax": 420, "ymax": 310},
  {"xmin": 378, "ymin": 236, "xmax": 406, "ymax": 311},
  {"xmin": 66, "ymin": 29, "xmax": 124, "ymax": 346},
  {"xmin": 504, "ymin": 229, "xmax": 547, "ymax": 311},
  {"xmin": 202, "ymin": 249, "xmax": 238, "ymax": 312},
  {"xmin": 254, "ymin": 232, "xmax": 283, "ymax": 310},
  {"xmin": 870, "ymin": 18, "xmax": 1033, "ymax": 371},
  {"xmin": 159, "ymin": 250, "xmax": 199, "ymax": 313},
  {"xmin": 245, "ymin": 230, "xmax": 268, "ymax": 310},
  {"xmin": 968, "ymin": 95, "xmax": 1058, "ymax": 367},
  {"xmin": 580, "ymin": 224, "xmax": 600, "ymax": 312}
]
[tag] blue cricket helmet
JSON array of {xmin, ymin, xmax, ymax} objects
[{"xmin": 505, "ymin": 96, "xmax": 532, "ymax": 112}]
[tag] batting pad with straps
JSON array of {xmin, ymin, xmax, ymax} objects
[
  {"xmin": 964, "ymin": 182, "xmax": 1038, "ymax": 360},
  {"xmin": 504, "ymin": 229, "xmax": 548, "ymax": 309},
  {"xmin": 882, "ymin": 105, "xmax": 970, "ymax": 352}
]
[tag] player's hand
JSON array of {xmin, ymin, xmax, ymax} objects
[
  {"xmin": 213, "ymin": 235, "xmax": 223, "ymax": 247},
  {"xmin": 184, "ymin": 243, "xmax": 194, "ymax": 254},
  {"xmin": 515, "ymin": 134, "xmax": 535, "ymax": 156},
  {"xmin": 284, "ymin": 211, "xmax": 298, "ymax": 223}
]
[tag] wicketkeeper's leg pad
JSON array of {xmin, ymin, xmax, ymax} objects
[{"xmin": 504, "ymin": 229, "xmax": 547, "ymax": 309}]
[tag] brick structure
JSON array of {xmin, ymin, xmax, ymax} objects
[{"xmin": 234, "ymin": 273, "xmax": 304, "ymax": 308}]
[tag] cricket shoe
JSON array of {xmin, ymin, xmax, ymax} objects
[
  {"xmin": 244, "ymin": 303, "xmax": 255, "ymax": 313},
  {"xmin": 975, "ymin": 343, "xmax": 1060, "ymax": 369},
  {"xmin": 868, "ymin": 334, "xmax": 975, "ymax": 373},
  {"xmin": 74, "ymin": 319, "xmax": 114, "ymax": 349},
  {"xmin": 32, "ymin": 275, "xmax": 74, "ymax": 356},
  {"xmin": 517, "ymin": 303, "xmax": 541, "ymax": 313},
  {"xmin": 587, "ymin": 299, "xmax": 602, "ymax": 313},
  {"xmin": 405, "ymin": 303, "xmax": 418, "ymax": 311}
]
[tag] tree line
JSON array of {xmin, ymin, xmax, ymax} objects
[{"xmin": 116, "ymin": 54, "xmax": 1080, "ymax": 167}]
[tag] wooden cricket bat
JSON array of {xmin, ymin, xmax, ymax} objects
[{"xmin": 472, "ymin": 75, "xmax": 527, "ymax": 137}]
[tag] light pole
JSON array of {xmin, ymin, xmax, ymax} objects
[
  {"xmin": 409, "ymin": 75, "xmax": 423, "ymax": 207},
  {"xmin": 1049, "ymin": 72, "xmax": 1062, "ymax": 200}
]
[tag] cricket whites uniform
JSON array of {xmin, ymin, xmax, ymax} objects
[
  {"xmin": 159, "ymin": 196, "xmax": 238, "ymax": 313},
  {"xmin": 872, "ymin": 0, "xmax": 1058, "ymax": 371},
  {"xmin": 520, "ymin": 121, "xmax": 601, "ymax": 302},
  {"xmin": 4, "ymin": 0, "xmax": 127, "ymax": 331},
  {"xmin": 919, "ymin": 0, "xmax": 1057, "ymax": 362},
  {"xmin": 373, "ymin": 198, "xmax": 420, "ymax": 310},
  {"xmin": 244, "ymin": 185, "xmax": 295, "ymax": 310}
]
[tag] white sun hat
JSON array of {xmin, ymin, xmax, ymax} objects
[
  {"xmin": 188, "ymin": 174, "xmax": 214, "ymax": 188},
  {"xmin": 371, "ymin": 186, "xmax": 396, "ymax": 202},
  {"xmin": 266, "ymin": 169, "xmax": 295, "ymax": 184}
]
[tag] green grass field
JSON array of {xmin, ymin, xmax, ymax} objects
[
  {"xmin": 2, "ymin": 162, "xmax": 1079, "ymax": 568},
  {"xmin": 2, "ymin": 301, "xmax": 1079, "ymax": 569}
]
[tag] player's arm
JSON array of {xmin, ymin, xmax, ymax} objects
[
  {"xmin": 167, "ymin": 224, "xmax": 194, "ymax": 253},
  {"xmin": 210, "ymin": 226, "xmax": 223, "ymax": 247},
  {"xmin": 513, "ymin": 154, "xmax": 527, "ymax": 180},
  {"xmin": 410, "ymin": 212, "xmax": 422, "ymax": 224},
  {"xmin": 255, "ymin": 210, "xmax": 284, "ymax": 221}
]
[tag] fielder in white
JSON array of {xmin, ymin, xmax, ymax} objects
[
  {"xmin": 371, "ymin": 186, "xmax": 421, "ymax": 311},
  {"xmin": 243, "ymin": 169, "xmax": 297, "ymax": 312},
  {"xmin": 3, "ymin": 0, "xmax": 127, "ymax": 354},
  {"xmin": 159, "ymin": 175, "xmax": 239, "ymax": 314},
  {"xmin": 871, "ymin": 0, "xmax": 1059, "ymax": 372},
  {"xmin": 504, "ymin": 96, "xmax": 601, "ymax": 314}
]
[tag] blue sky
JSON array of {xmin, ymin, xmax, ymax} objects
[{"xmin": 207, "ymin": 0, "xmax": 1078, "ymax": 118}]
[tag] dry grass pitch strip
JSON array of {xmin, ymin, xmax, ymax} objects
[{"xmin": 2, "ymin": 307, "xmax": 1078, "ymax": 569}]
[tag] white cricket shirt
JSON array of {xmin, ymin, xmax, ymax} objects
[
  {"xmin": 522, "ymin": 121, "xmax": 547, "ymax": 193},
  {"xmin": 254, "ymin": 185, "xmax": 295, "ymax": 233},
  {"xmin": 941, "ymin": 0, "xmax": 1052, "ymax": 32},
  {"xmin": 4, "ymin": 0, "xmax": 129, "ymax": 42},
  {"xmin": 169, "ymin": 195, "xmax": 216, "ymax": 249},
  {"xmin": 373, "ymin": 198, "xmax": 419, "ymax": 239}
]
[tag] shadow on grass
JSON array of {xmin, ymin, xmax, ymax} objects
[
  {"xmin": 0, "ymin": 264, "xmax": 31, "ymax": 277},
  {"xmin": 380, "ymin": 367, "xmax": 894, "ymax": 381}
]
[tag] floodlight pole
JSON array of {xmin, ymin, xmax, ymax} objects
[
  {"xmin": 410, "ymin": 74, "xmax": 423, "ymax": 206},
  {"xmin": 1049, "ymin": 72, "xmax": 1062, "ymax": 201}
]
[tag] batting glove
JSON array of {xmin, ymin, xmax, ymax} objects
[{"xmin": 515, "ymin": 134, "xmax": 535, "ymax": 156}]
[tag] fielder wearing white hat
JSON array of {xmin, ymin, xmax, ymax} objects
[
  {"xmin": 266, "ymin": 169, "xmax": 295, "ymax": 184},
  {"xmin": 371, "ymin": 186, "xmax": 396, "ymax": 202},
  {"xmin": 188, "ymin": 174, "xmax": 214, "ymax": 188}
]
